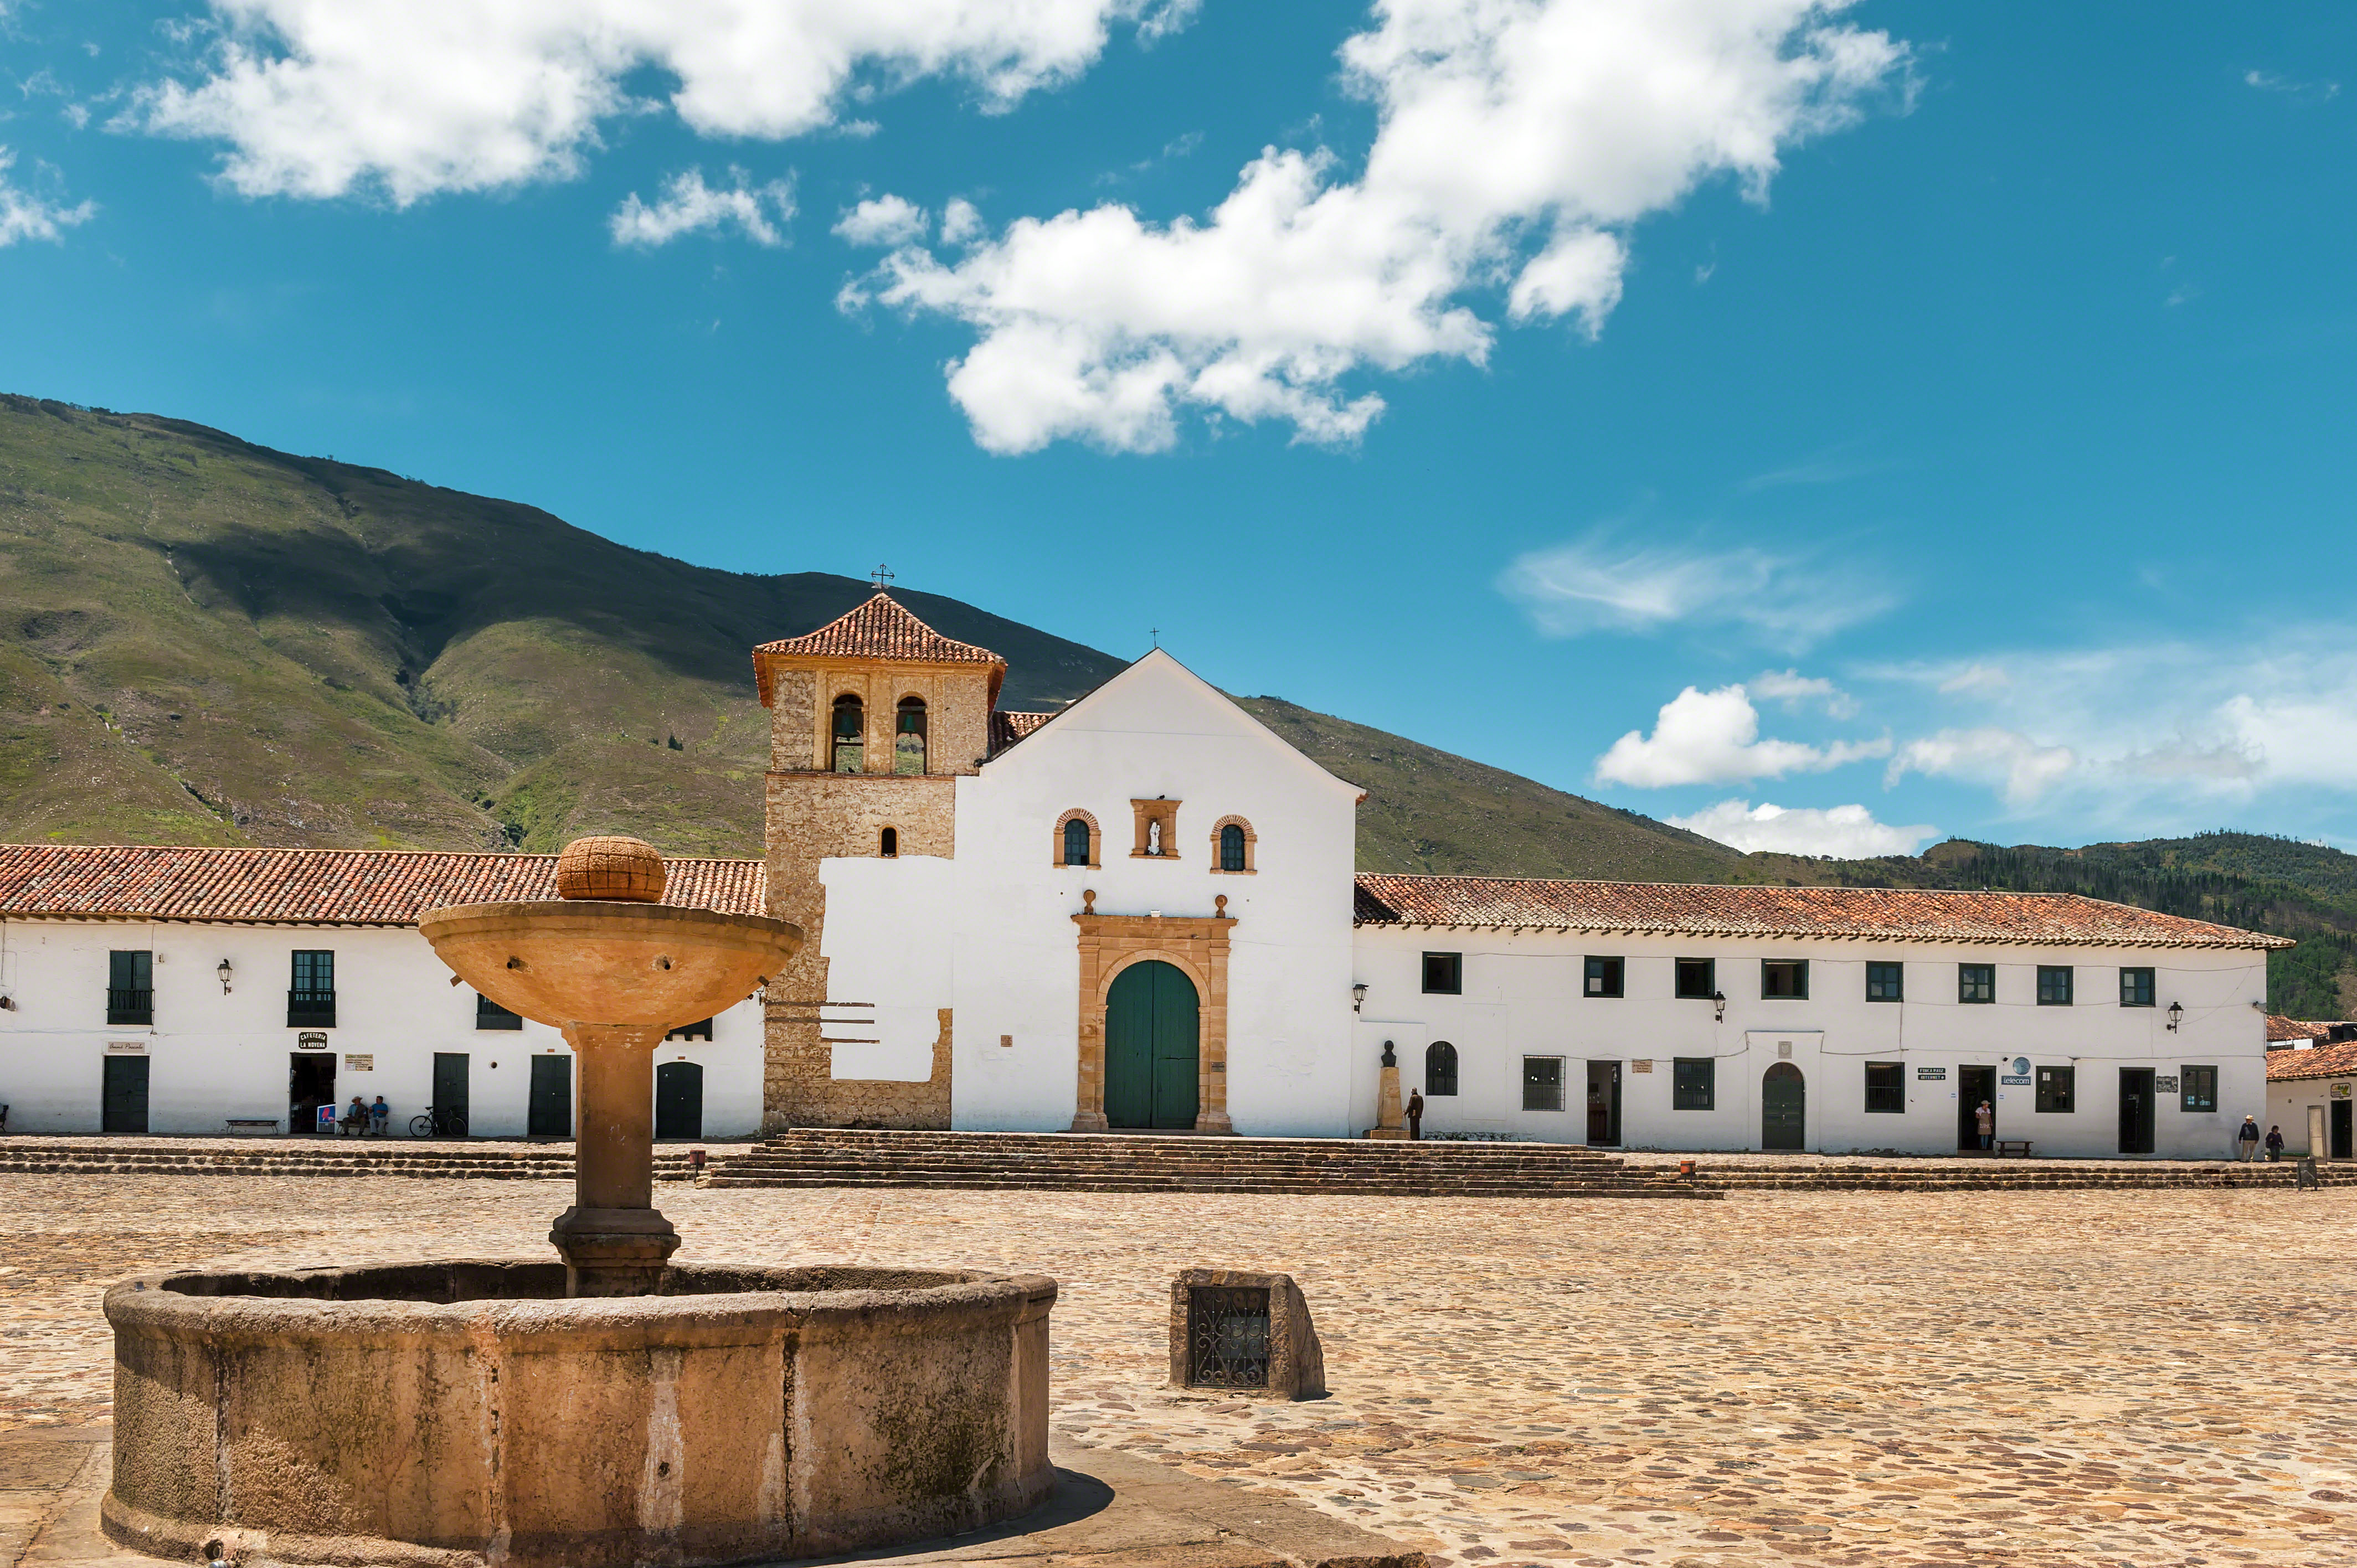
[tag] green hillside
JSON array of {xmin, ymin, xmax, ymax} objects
[{"xmin": 6, "ymin": 394, "xmax": 2352, "ymax": 1013}]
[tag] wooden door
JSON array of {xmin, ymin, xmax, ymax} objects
[
  {"xmin": 1958, "ymin": 1065, "xmax": 1996, "ymax": 1149},
  {"xmin": 2118, "ymin": 1068, "xmax": 2155, "ymax": 1154},
  {"xmin": 431, "ymin": 1053, "xmax": 470, "ymax": 1135},
  {"xmin": 2332, "ymin": 1100, "xmax": 2352, "ymax": 1160},
  {"xmin": 528, "ymin": 1055, "xmax": 573, "ymax": 1138},
  {"xmin": 101, "ymin": 1055, "xmax": 149, "ymax": 1134},
  {"xmin": 1762, "ymin": 1062, "xmax": 1806, "ymax": 1150},
  {"xmin": 1586, "ymin": 1061, "xmax": 1621, "ymax": 1146},
  {"xmin": 1104, "ymin": 961, "xmax": 1200, "ymax": 1130},
  {"xmin": 655, "ymin": 1061, "xmax": 704, "ymax": 1141}
]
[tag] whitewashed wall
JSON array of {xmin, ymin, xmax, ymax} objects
[
  {"xmin": 932, "ymin": 652, "xmax": 1365, "ymax": 1135},
  {"xmin": 2266, "ymin": 1066, "xmax": 2352, "ymax": 1160},
  {"xmin": 0, "ymin": 919, "xmax": 764, "ymax": 1137},
  {"xmin": 1352, "ymin": 929, "xmax": 2271, "ymax": 1157}
]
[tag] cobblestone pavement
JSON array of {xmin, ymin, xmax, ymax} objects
[{"xmin": 4, "ymin": 1175, "xmax": 2353, "ymax": 1568}]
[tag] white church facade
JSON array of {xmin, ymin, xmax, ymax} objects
[{"xmin": 0, "ymin": 594, "xmax": 2286, "ymax": 1159}]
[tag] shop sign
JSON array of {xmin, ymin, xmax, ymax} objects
[
  {"xmin": 296, "ymin": 1031, "xmax": 330, "ymax": 1050},
  {"xmin": 105, "ymin": 1039, "xmax": 146, "ymax": 1054},
  {"xmin": 1916, "ymin": 1066, "xmax": 1947, "ymax": 1080},
  {"xmin": 2332, "ymin": 1083, "xmax": 2353, "ymax": 1100},
  {"xmin": 2000, "ymin": 1074, "xmax": 2031, "ymax": 1086},
  {"xmin": 1630, "ymin": 1059, "xmax": 1654, "ymax": 1073},
  {"xmin": 2154, "ymin": 1076, "xmax": 2179, "ymax": 1092},
  {"xmin": 344, "ymin": 1054, "xmax": 373, "ymax": 1071}
]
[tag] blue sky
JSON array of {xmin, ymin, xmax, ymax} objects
[{"xmin": 3, "ymin": 2, "xmax": 2353, "ymax": 857}]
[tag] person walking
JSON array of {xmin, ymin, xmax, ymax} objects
[
  {"xmin": 2265, "ymin": 1123, "xmax": 2286, "ymax": 1160},
  {"xmin": 369, "ymin": 1095, "xmax": 390, "ymax": 1138},
  {"xmin": 2237, "ymin": 1115, "xmax": 2262, "ymax": 1162},
  {"xmin": 1975, "ymin": 1100, "xmax": 1994, "ymax": 1152},
  {"xmin": 1406, "ymin": 1090, "xmax": 1425, "ymax": 1141}
]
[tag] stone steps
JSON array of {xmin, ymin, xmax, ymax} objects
[
  {"xmin": 698, "ymin": 1128, "xmax": 1716, "ymax": 1198},
  {"xmin": 0, "ymin": 1144, "xmax": 699, "ymax": 1181}
]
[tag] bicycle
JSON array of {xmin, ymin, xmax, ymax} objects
[{"xmin": 409, "ymin": 1106, "xmax": 468, "ymax": 1138}]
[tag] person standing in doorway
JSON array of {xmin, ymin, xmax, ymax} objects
[
  {"xmin": 1407, "ymin": 1090, "xmax": 1425, "ymax": 1141},
  {"xmin": 1975, "ymin": 1100, "xmax": 1995, "ymax": 1151},
  {"xmin": 2237, "ymin": 1115, "xmax": 2262, "ymax": 1162}
]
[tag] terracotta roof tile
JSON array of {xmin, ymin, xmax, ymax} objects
[
  {"xmin": 2266, "ymin": 1014, "xmax": 2340, "ymax": 1043},
  {"xmin": 989, "ymin": 709, "xmax": 1056, "ymax": 756},
  {"xmin": 753, "ymin": 594, "xmax": 1005, "ymax": 704},
  {"xmin": 0, "ymin": 844, "xmax": 765, "ymax": 926},
  {"xmin": 2267, "ymin": 1036, "xmax": 2357, "ymax": 1082},
  {"xmin": 1353, "ymin": 873, "xmax": 2292, "ymax": 949}
]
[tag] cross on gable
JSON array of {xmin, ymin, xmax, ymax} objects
[{"xmin": 871, "ymin": 564, "xmax": 896, "ymax": 591}]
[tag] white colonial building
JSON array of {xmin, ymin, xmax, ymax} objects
[
  {"xmin": 0, "ymin": 594, "xmax": 2288, "ymax": 1158},
  {"xmin": 0, "ymin": 848, "xmax": 766, "ymax": 1139}
]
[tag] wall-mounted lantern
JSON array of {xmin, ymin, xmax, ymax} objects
[
  {"xmin": 1351, "ymin": 983, "xmax": 1367, "ymax": 1014},
  {"xmin": 0, "ymin": 995, "xmax": 15, "ymax": 1011},
  {"xmin": 217, "ymin": 959, "xmax": 234, "ymax": 995},
  {"xmin": 2166, "ymin": 1000, "xmax": 2184, "ymax": 1033},
  {"xmin": 1712, "ymin": 989, "xmax": 1727, "ymax": 1023}
]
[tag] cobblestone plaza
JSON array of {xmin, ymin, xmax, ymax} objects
[{"xmin": 4, "ymin": 1174, "xmax": 2353, "ymax": 1567}]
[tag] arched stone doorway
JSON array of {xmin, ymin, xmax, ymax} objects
[
  {"xmin": 1762, "ymin": 1061, "xmax": 1806, "ymax": 1151},
  {"xmin": 1104, "ymin": 960, "xmax": 1200, "ymax": 1129}
]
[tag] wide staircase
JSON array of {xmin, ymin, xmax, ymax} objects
[
  {"xmin": 1681, "ymin": 1159, "xmax": 2357, "ymax": 1193},
  {"xmin": 698, "ymin": 1128, "xmax": 1719, "ymax": 1198},
  {"xmin": 0, "ymin": 1137, "xmax": 699, "ymax": 1182}
]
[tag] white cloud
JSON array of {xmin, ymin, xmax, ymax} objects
[
  {"xmin": 1751, "ymin": 668, "xmax": 1857, "ymax": 718},
  {"xmin": 1886, "ymin": 728, "xmax": 2076, "ymax": 807},
  {"xmin": 939, "ymin": 197, "xmax": 984, "ymax": 245},
  {"xmin": 1594, "ymin": 684, "xmax": 1888, "ymax": 788},
  {"xmin": 834, "ymin": 193, "xmax": 929, "ymax": 246},
  {"xmin": 1500, "ymin": 535, "xmax": 1900, "ymax": 650},
  {"xmin": 2245, "ymin": 69, "xmax": 2339, "ymax": 102},
  {"xmin": 847, "ymin": 0, "xmax": 1911, "ymax": 451},
  {"xmin": 132, "ymin": 0, "xmax": 1195, "ymax": 204},
  {"xmin": 0, "ymin": 148, "xmax": 94, "ymax": 245},
  {"xmin": 1669, "ymin": 798, "xmax": 1936, "ymax": 858},
  {"xmin": 1936, "ymin": 662, "xmax": 2008, "ymax": 695},
  {"xmin": 610, "ymin": 167, "xmax": 794, "ymax": 248}
]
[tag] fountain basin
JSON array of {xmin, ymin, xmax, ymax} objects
[{"xmin": 103, "ymin": 1261, "xmax": 1056, "ymax": 1567}]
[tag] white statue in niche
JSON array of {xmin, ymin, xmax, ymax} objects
[{"xmin": 1147, "ymin": 818, "xmax": 1164, "ymax": 855}]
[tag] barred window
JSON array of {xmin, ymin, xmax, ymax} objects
[
  {"xmin": 1864, "ymin": 1061, "xmax": 1905, "ymax": 1113},
  {"xmin": 1522, "ymin": 1056, "xmax": 1565, "ymax": 1112},
  {"xmin": 1063, "ymin": 817, "xmax": 1091, "ymax": 865},
  {"xmin": 1672, "ymin": 1057, "xmax": 1715, "ymax": 1111}
]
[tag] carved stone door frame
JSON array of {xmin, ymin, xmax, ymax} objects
[{"xmin": 1071, "ymin": 906, "xmax": 1235, "ymax": 1134}]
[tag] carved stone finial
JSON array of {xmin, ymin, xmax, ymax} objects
[
  {"xmin": 1082, "ymin": 888, "xmax": 1097, "ymax": 915},
  {"xmin": 555, "ymin": 835, "xmax": 667, "ymax": 902},
  {"xmin": 1215, "ymin": 894, "xmax": 1228, "ymax": 917}
]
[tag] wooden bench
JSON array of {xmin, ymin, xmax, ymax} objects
[
  {"xmin": 1993, "ymin": 1139, "xmax": 2034, "ymax": 1158},
  {"xmin": 224, "ymin": 1118, "xmax": 280, "ymax": 1136}
]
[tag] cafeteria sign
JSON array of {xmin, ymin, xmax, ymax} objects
[{"xmin": 1917, "ymin": 1066, "xmax": 1948, "ymax": 1080}]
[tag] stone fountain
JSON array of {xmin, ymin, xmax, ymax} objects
[{"xmin": 101, "ymin": 837, "xmax": 1055, "ymax": 1567}]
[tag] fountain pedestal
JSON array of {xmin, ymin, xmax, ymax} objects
[{"xmin": 550, "ymin": 1022, "xmax": 680, "ymax": 1294}]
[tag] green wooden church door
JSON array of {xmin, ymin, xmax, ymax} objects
[
  {"xmin": 1104, "ymin": 961, "xmax": 1200, "ymax": 1129},
  {"xmin": 1761, "ymin": 1061, "xmax": 1807, "ymax": 1151}
]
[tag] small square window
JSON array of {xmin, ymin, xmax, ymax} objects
[
  {"xmin": 1761, "ymin": 960, "xmax": 1808, "ymax": 999},
  {"xmin": 1672, "ymin": 1057, "xmax": 1715, "ymax": 1110},
  {"xmin": 2035, "ymin": 1064, "xmax": 2075, "ymax": 1113},
  {"xmin": 1864, "ymin": 1061, "xmax": 1905, "ymax": 1113},
  {"xmin": 1865, "ymin": 962, "xmax": 1903, "ymax": 1003},
  {"xmin": 2119, "ymin": 967, "xmax": 2155, "ymax": 1008},
  {"xmin": 2036, "ymin": 966, "xmax": 2073, "ymax": 1006},
  {"xmin": 1674, "ymin": 958, "xmax": 1715, "ymax": 1000},
  {"xmin": 1422, "ymin": 952, "xmax": 1462, "ymax": 996},
  {"xmin": 1583, "ymin": 956, "xmax": 1624, "ymax": 998},
  {"xmin": 2180, "ymin": 1065, "xmax": 2217, "ymax": 1113},
  {"xmin": 1522, "ymin": 1056, "xmax": 1565, "ymax": 1112},
  {"xmin": 1959, "ymin": 963, "xmax": 1995, "ymax": 1004}
]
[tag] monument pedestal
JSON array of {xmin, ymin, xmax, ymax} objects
[{"xmin": 1363, "ymin": 1060, "xmax": 1407, "ymax": 1140}]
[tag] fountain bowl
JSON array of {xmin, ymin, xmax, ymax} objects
[
  {"xmin": 418, "ymin": 899, "xmax": 797, "ymax": 1030},
  {"xmin": 104, "ymin": 1261, "xmax": 1057, "ymax": 1567}
]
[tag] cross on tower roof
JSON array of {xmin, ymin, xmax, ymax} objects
[{"xmin": 869, "ymin": 564, "xmax": 896, "ymax": 591}]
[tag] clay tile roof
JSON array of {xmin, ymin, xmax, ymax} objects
[
  {"xmin": 989, "ymin": 709, "xmax": 1056, "ymax": 757},
  {"xmin": 0, "ymin": 844, "xmax": 765, "ymax": 926},
  {"xmin": 2267, "ymin": 1036, "xmax": 2357, "ymax": 1082},
  {"xmin": 2266, "ymin": 1014, "xmax": 2335, "ymax": 1043},
  {"xmin": 1352, "ymin": 873, "xmax": 2293, "ymax": 948},
  {"xmin": 752, "ymin": 593, "xmax": 1006, "ymax": 704}
]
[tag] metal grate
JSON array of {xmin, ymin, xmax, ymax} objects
[{"xmin": 1186, "ymin": 1286, "xmax": 1271, "ymax": 1388}]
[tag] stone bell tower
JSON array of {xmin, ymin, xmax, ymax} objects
[{"xmin": 750, "ymin": 592, "xmax": 1005, "ymax": 1129}]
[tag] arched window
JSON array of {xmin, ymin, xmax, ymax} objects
[
  {"xmin": 1208, "ymin": 815, "xmax": 1256, "ymax": 874},
  {"xmin": 880, "ymin": 827, "xmax": 898, "ymax": 858},
  {"xmin": 1054, "ymin": 809, "xmax": 1100, "ymax": 868},
  {"xmin": 894, "ymin": 696, "xmax": 927, "ymax": 775},
  {"xmin": 831, "ymin": 694, "xmax": 863, "ymax": 773},
  {"xmin": 1425, "ymin": 1040, "xmax": 1459, "ymax": 1097}
]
